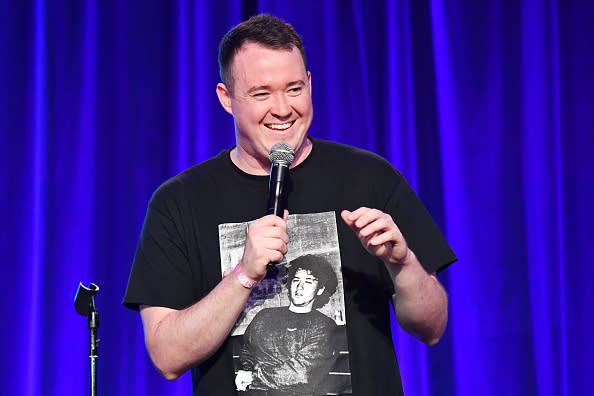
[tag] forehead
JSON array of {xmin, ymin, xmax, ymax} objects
[
  {"xmin": 293, "ymin": 268, "xmax": 317, "ymax": 280},
  {"xmin": 230, "ymin": 42, "xmax": 307, "ymax": 89}
]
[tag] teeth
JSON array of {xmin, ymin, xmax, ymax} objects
[{"xmin": 267, "ymin": 122, "xmax": 293, "ymax": 130}]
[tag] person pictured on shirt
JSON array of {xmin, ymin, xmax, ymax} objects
[
  {"xmin": 123, "ymin": 13, "xmax": 457, "ymax": 396},
  {"xmin": 235, "ymin": 254, "xmax": 339, "ymax": 395}
]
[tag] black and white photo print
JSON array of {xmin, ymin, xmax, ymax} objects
[{"xmin": 219, "ymin": 212, "xmax": 352, "ymax": 395}]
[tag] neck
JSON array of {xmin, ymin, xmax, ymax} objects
[
  {"xmin": 230, "ymin": 138, "xmax": 313, "ymax": 175},
  {"xmin": 289, "ymin": 303, "xmax": 314, "ymax": 313}
]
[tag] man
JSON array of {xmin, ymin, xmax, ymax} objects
[
  {"xmin": 124, "ymin": 14, "xmax": 456, "ymax": 396},
  {"xmin": 235, "ymin": 255, "xmax": 341, "ymax": 395}
]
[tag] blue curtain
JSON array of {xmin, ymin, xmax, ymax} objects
[{"xmin": 1, "ymin": 1, "xmax": 592, "ymax": 395}]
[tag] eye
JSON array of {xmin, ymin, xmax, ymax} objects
[
  {"xmin": 288, "ymin": 87, "xmax": 302, "ymax": 96},
  {"xmin": 252, "ymin": 92, "xmax": 270, "ymax": 99}
]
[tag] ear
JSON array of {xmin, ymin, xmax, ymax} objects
[
  {"xmin": 216, "ymin": 83, "xmax": 233, "ymax": 115},
  {"xmin": 316, "ymin": 285, "xmax": 325, "ymax": 296},
  {"xmin": 307, "ymin": 71, "xmax": 312, "ymax": 96}
]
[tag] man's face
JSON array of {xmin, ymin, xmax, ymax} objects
[
  {"xmin": 217, "ymin": 42, "xmax": 313, "ymax": 171},
  {"xmin": 289, "ymin": 269, "xmax": 320, "ymax": 308}
]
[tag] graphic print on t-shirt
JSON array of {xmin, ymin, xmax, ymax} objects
[{"xmin": 218, "ymin": 212, "xmax": 352, "ymax": 395}]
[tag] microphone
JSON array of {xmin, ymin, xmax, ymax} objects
[
  {"xmin": 267, "ymin": 142, "xmax": 295, "ymax": 217},
  {"xmin": 266, "ymin": 142, "xmax": 294, "ymax": 270}
]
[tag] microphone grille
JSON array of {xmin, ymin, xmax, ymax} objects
[{"xmin": 269, "ymin": 142, "xmax": 295, "ymax": 165}]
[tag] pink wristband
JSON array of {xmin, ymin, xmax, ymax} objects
[{"xmin": 225, "ymin": 260, "xmax": 261, "ymax": 289}]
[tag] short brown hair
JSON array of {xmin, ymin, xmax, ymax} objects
[{"xmin": 218, "ymin": 14, "xmax": 308, "ymax": 93}]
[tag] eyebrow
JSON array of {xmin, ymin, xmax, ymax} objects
[
  {"xmin": 247, "ymin": 80, "xmax": 306, "ymax": 94},
  {"xmin": 293, "ymin": 274, "xmax": 318, "ymax": 281}
]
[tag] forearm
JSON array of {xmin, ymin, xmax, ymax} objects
[
  {"xmin": 340, "ymin": 208, "xmax": 448, "ymax": 344},
  {"xmin": 141, "ymin": 274, "xmax": 252, "ymax": 380},
  {"xmin": 386, "ymin": 249, "xmax": 448, "ymax": 345}
]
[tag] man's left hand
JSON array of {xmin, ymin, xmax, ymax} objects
[
  {"xmin": 342, "ymin": 207, "xmax": 448, "ymax": 345},
  {"xmin": 341, "ymin": 207, "xmax": 410, "ymax": 266}
]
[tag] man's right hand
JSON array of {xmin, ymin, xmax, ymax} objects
[
  {"xmin": 140, "ymin": 211, "xmax": 290, "ymax": 381},
  {"xmin": 240, "ymin": 210, "xmax": 289, "ymax": 280}
]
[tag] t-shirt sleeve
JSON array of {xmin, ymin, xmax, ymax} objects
[
  {"xmin": 384, "ymin": 173, "xmax": 457, "ymax": 274},
  {"xmin": 122, "ymin": 181, "xmax": 197, "ymax": 311}
]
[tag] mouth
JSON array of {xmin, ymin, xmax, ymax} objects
[{"xmin": 265, "ymin": 121, "xmax": 295, "ymax": 131}]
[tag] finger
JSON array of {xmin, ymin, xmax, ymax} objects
[
  {"xmin": 259, "ymin": 247, "xmax": 286, "ymax": 264},
  {"xmin": 358, "ymin": 217, "xmax": 393, "ymax": 238},
  {"xmin": 249, "ymin": 215, "xmax": 288, "ymax": 233},
  {"xmin": 259, "ymin": 237, "xmax": 288, "ymax": 253},
  {"xmin": 353, "ymin": 208, "xmax": 384, "ymax": 229},
  {"xmin": 344, "ymin": 207, "xmax": 384, "ymax": 229},
  {"xmin": 253, "ymin": 214, "xmax": 288, "ymax": 226},
  {"xmin": 341, "ymin": 210, "xmax": 354, "ymax": 226},
  {"xmin": 241, "ymin": 244, "xmax": 287, "ymax": 277},
  {"xmin": 272, "ymin": 214, "xmax": 288, "ymax": 233},
  {"xmin": 245, "ymin": 240, "xmax": 288, "ymax": 262},
  {"xmin": 367, "ymin": 230, "xmax": 397, "ymax": 246},
  {"xmin": 249, "ymin": 226, "xmax": 289, "ymax": 243},
  {"xmin": 346, "ymin": 206, "xmax": 371, "ymax": 222},
  {"xmin": 263, "ymin": 214, "xmax": 289, "ymax": 228},
  {"xmin": 270, "ymin": 249, "xmax": 286, "ymax": 263}
]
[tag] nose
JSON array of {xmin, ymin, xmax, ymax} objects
[{"xmin": 271, "ymin": 93, "xmax": 291, "ymax": 118}]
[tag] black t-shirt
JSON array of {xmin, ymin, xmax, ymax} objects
[{"xmin": 123, "ymin": 138, "xmax": 457, "ymax": 395}]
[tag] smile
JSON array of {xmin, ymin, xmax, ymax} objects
[{"xmin": 265, "ymin": 121, "xmax": 295, "ymax": 131}]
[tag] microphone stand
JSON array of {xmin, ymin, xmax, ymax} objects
[{"xmin": 74, "ymin": 282, "xmax": 100, "ymax": 396}]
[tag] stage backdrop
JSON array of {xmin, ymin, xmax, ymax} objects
[{"xmin": 1, "ymin": 1, "xmax": 592, "ymax": 395}]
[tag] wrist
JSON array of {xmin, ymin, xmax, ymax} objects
[
  {"xmin": 224, "ymin": 260, "xmax": 261, "ymax": 289},
  {"xmin": 385, "ymin": 248, "xmax": 415, "ymax": 276},
  {"xmin": 384, "ymin": 247, "xmax": 412, "ymax": 267}
]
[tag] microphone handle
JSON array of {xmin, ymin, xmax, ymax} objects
[
  {"xmin": 266, "ymin": 163, "xmax": 289, "ymax": 270},
  {"xmin": 267, "ymin": 163, "xmax": 289, "ymax": 216}
]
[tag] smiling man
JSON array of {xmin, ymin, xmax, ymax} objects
[
  {"xmin": 123, "ymin": 14, "xmax": 457, "ymax": 396},
  {"xmin": 216, "ymin": 40, "xmax": 313, "ymax": 176}
]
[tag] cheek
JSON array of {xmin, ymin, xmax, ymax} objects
[
  {"xmin": 247, "ymin": 104, "xmax": 268, "ymax": 121},
  {"xmin": 304, "ymin": 285, "xmax": 317, "ymax": 296},
  {"xmin": 233, "ymin": 101, "xmax": 267, "ymax": 123},
  {"xmin": 294, "ymin": 96, "xmax": 313, "ymax": 113}
]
